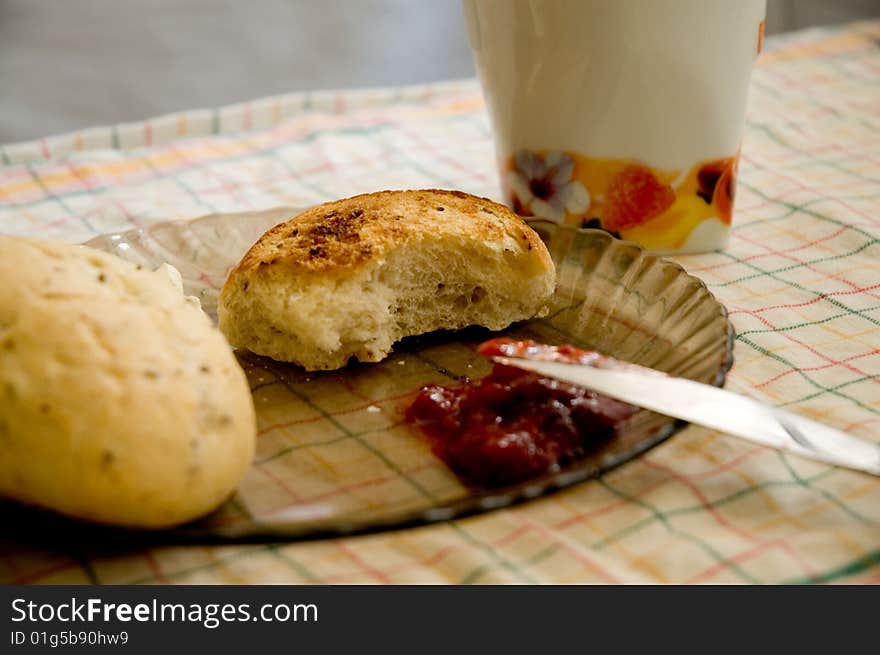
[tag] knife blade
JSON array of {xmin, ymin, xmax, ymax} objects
[{"xmin": 491, "ymin": 355, "xmax": 880, "ymax": 476}]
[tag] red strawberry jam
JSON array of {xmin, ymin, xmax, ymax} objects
[{"xmin": 404, "ymin": 339, "xmax": 636, "ymax": 487}]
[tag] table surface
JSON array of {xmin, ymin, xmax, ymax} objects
[{"xmin": 1, "ymin": 21, "xmax": 879, "ymax": 585}]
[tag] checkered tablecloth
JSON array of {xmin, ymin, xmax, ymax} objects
[{"xmin": 2, "ymin": 21, "xmax": 879, "ymax": 585}]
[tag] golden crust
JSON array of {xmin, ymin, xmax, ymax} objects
[
  {"xmin": 231, "ymin": 189, "xmax": 552, "ymax": 276},
  {"xmin": 0, "ymin": 237, "xmax": 256, "ymax": 528}
]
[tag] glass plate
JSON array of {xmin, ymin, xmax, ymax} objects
[{"xmin": 16, "ymin": 208, "xmax": 735, "ymax": 542}]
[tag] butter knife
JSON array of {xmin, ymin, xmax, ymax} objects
[{"xmin": 491, "ymin": 354, "xmax": 880, "ymax": 476}]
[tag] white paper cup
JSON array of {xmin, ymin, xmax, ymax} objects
[{"xmin": 464, "ymin": 0, "xmax": 766, "ymax": 253}]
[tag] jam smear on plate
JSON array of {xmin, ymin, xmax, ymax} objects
[{"xmin": 404, "ymin": 339, "xmax": 636, "ymax": 487}]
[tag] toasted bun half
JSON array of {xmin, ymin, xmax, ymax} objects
[{"xmin": 218, "ymin": 189, "xmax": 556, "ymax": 370}]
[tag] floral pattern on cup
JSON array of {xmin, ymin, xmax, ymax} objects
[
  {"xmin": 696, "ymin": 157, "xmax": 737, "ymax": 224},
  {"xmin": 507, "ymin": 150, "xmax": 591, "ymax": 222},
  {"xmin": 504, "ymin": 149, "xmax": 739, "ymax": 251},
  {"xmin": 602, "ymin": 165, "xmax": 676, "ymax": 232}
]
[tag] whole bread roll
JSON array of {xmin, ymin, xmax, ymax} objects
[
  {"xmin": 0, "ymin": 237, "xmax": 256, "ymax": 528},
  {"xmin": 218, "ymin": 189, "xmax": 556, "ymax": 370}
]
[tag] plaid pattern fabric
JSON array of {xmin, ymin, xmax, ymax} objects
[{"xmin": 1, "ymin": 21, "xmax": 879, "ymax": 584}]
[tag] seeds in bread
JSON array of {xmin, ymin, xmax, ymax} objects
[
  {"xmin": 0, "ymin": 236, "xmax": 256, "ymax": 529},
  {"xmin": 218, "ymin": 189, "xmax": 556, "ymax": 370}
]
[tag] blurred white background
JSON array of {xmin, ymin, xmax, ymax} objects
[{"xmin": 2, "ymin": 0, "xmax": 878, "ymax": 143}]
